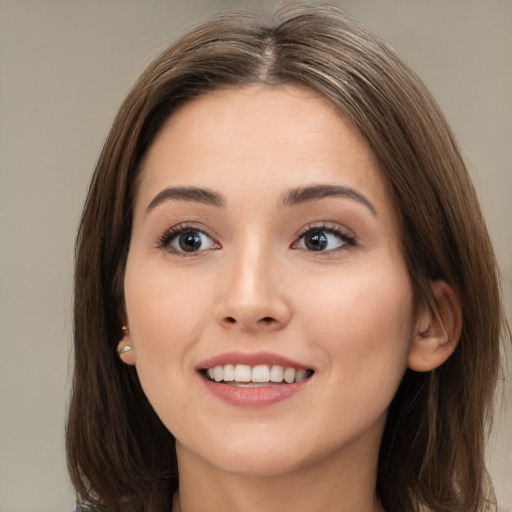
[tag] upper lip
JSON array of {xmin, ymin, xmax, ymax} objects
[{"xmin": 196, "ymin": 351, "xmax": 312, "ymax": 370}]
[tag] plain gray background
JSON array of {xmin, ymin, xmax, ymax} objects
[{"xmin": 0, "ymin": 1, "xmax": 510, "ymax": 511}]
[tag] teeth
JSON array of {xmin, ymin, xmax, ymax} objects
[
  {"xmin": 223, "ymin": 364, "xmax": 235, "ymax": 381},
  {"xmin": 214, "ymin": 365, "xmax": 223, "ymax": 382},
  {"xmin": 270, "ymin": 365, "xmax": 284, "ymax": 382},
  {"xmin": 252, "ymin": 365, "xmax": 270, "ymax": 383},
  {"xmin": 234, "ymin": 364, "xmax": 251, "ymax": 382},
  {"xmin": 295, "ymin": 369, "xmax": 308, "ymax": 382},
  {"xmin": 205, "ymin": 364, "xmax": 312, "ymax": 384},
  {"xmin": 283, "ymin": 367, "xmax": 295, "ymax": 383}
]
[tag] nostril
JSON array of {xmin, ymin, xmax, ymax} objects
[{"xmin": 220, "ymin": 315, "xmax": 280, "ymax": 328}]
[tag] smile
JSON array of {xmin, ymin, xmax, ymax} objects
[
  {"xmin": 204, "ymin": 364, "xmax": 314, "ymax": 386},
  {"xmin": 197, "ymin": 352, "xmax": 315, "ymax": 406}
]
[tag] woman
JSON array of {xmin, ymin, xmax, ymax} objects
[{"xmin": 66, "ymin": 4, "xmax": 506, "ymax": 511}]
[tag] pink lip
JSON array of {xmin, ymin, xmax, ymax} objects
[
  {"xmin": 201, "ymin": 378, "xmax": 311, "ymax": 407},
  {"xmin": 196, "ymin": 351, "xmax": 311, "ymax": 370},
  {"xmin": 196, "ymin": 351, "xmax": 313, "ymax": 408}
]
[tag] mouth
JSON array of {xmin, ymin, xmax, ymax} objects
[
  {"xmin": 197, "ymin": 352, "xmax": 315, "ymax": 406},
  {"xmin": 201, "ymin": 364, "xmax": 314, "ymax": 387}
]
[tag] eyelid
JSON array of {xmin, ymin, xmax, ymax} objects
[
  {"xmin": 292, "ymin": 221, "xmax": 356, "ymax": 252},
  {"xmin": 156, "ymin": 222, "xmax": 221, "ymax": 255},
  {"xmin": 295, "ymin": 221, "xmax": 354, "ymax": 237}
]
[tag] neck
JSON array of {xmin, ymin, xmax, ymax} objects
[{"xmin": 172, "ymin": 441, "xmax": 383, "ymax": 512}]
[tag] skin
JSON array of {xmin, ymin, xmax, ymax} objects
[{"xmin": 120, "ymin": 84, "xmax": 458, "ymax": 512}]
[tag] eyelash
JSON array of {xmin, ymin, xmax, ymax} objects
[
  {"xmin": 155, "ymin": 222, "xmax": 356, "ymax": 256},
  {"xmin": 293, "ymin": 222, "xmax": 356, "ymax": 253},
  {"xmin": 156, "ymin": 223, "xmax": 218, "ymax": 255}
]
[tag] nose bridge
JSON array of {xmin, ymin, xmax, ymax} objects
[{"xmin": 216, "ymin": 230, "xmax": 290, "ymax": 330}]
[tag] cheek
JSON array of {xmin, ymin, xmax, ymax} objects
[
  {"xmin": 299, "ymin": 262, "xmax": 415, "ymax": 380},
  {"xmin": 122, "ymin": 261, "xmax": 215, "ymax": 405},
  {"xmin": 290, "ymin": 264, "xmax": 416, "ymax": 443},
  {"xmin": 123, "ymin": 266, "xmax": 207, "ymax": 427},
  {"xmin": 124, "ymin": 260, "xmax": 211, "ymax": 346}
]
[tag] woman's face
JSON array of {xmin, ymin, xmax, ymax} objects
[{"xmin": 123, "ymin": 84, "xmax": 421, "ymax": 477}]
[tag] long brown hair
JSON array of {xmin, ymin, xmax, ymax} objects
[{"xmin": 67, "ymin": 4, "xmax": 505, "ymax": 511}]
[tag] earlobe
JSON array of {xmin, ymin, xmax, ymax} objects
[
  {"xmin": 117, "ymin": 325, "xmax": 136, "ymax": 365},
  {"xmin": 408, "ymin": 281, "xmax": 462, "ymax": 372}
]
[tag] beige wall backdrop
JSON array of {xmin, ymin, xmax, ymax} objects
[{"xmin": 1, "ymin": 1, "xmax": 510, "ymax": 511}]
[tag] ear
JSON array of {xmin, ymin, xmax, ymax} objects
[
  {"xmin": 117, "ymin": 325, "xmax": 136, "ymax": 365},
  {"xmin": 408, "ymin": 281, "xmax": 462, "ymax": 372}
]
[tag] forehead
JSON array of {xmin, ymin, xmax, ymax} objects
[{"xmin": 136, "ymin": 84, "xmax": 393, "ymax": 218}]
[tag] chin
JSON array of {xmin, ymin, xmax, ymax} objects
[
  {"xmin": 206, "ymin": 447, "xmax": 310, "ymax": 478},
  {"xmin": 175, "ymin": 426, "xmax": 302, "ymax": 474},
  {"xmin": 177, "ymin": 424, "xmax": 349, "ymax": 480}
]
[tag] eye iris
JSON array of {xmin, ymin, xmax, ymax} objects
[
  {"xmin": 305, "ymin": 230, "xmax": 328, "ymax": 251},
  {"xmin": 179, "ymin": 231, "xmax": 202, "ymax": 252}
]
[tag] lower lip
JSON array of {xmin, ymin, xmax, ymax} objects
[{"xmin": 201, "ymin": 376, "xmax": 311, "ymax": 407}]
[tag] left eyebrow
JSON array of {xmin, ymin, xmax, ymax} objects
[
  {"xmin": 280, "ymin": 184, "xmax": 377, "ymax": 216},
  {"xmin": 146, "ymin": 186, "xmax": 224, "ymax": 213}
]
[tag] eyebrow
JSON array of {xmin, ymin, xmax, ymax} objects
[
  {"xmin": 146, "ymin": 183, "xmax": 377, "ymax": 216},
  {"xmin": 280, "ymin": 184, "xmax": 377, "ymax": 215},
  {"xmin": 146, "ymin": 186, "xmax": 224, "ymax": 212}
]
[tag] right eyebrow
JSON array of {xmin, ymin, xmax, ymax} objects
[
  {"xmin": 146, "ymin": 186, "xmax": 224, "ymax": 213},
  {"xmin": 280, "ymin": 184, "xmax": 377, "ymax": 216}
]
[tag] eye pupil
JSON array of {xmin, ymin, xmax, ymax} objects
[
  {"xmin": 179, "ymin": 231, "xmax": 202, "ymax": 252},
  {"xmin": 305, "ymin": 230, "xmax": 328, "ymax": 251}
]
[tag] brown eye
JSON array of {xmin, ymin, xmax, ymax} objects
[
  {"xmin": 159, "ymin": 227, "xmax": 217, "ymax": 254},
  {"xmin": 295, "ymin": 226, "xmax": 355, "ymax": 253},
  {"xmin": 303, "ymin": 230, "xmax": 329, "ymax": 251},
  {"xmin": 176, "ymin": 231, "xmax": 203, "ymax": 252}
]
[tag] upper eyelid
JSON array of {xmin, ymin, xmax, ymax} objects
[
  {"xmin": 295, "ymin": 221, "xmax": 355, "ymax": 238},
  {"xmin": 160, "ymin": 222, "xmax": 217, "ymax": 238}
]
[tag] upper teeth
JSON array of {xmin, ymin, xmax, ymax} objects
[{"xmin": 206, "ymin": 364, "xmax": 311, "ymax": 384}]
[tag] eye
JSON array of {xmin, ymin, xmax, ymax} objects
[
  {"xmin": 157, "ymin": 225, "xmax": 218, "ymax": 254},
  {"xmin": 294, "ymin": 225, "xmax": 355, "ymax": 253}
]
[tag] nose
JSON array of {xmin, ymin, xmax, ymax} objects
[{"xmin": 214, "ymin": 242, "xmax": 291, "ymax": 332}]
